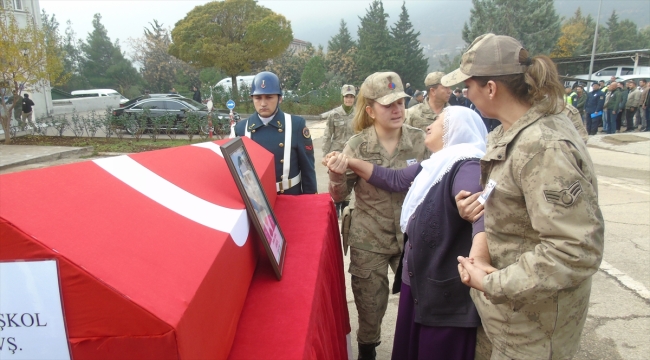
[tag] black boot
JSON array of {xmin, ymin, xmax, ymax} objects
[{"xmin": 358, "ymin": 342, "xmax": 380, "ymax": 360}]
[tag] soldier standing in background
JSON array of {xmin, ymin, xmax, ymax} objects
[
  {"xmin": 322, "ymin": 84, "xmax": 357, "ymax": 216},
  {"xmin": 405, "ymin": 71, "xmax": 451, "ymax": 132}
]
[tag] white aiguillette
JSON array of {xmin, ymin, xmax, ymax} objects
[{"xmin": 0, "ymin": 260, "xmax": 71, "ymax": 360}]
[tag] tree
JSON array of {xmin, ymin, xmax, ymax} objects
[
  {"xmin": 603, "ymin": 11, "xmax": 641, "ymax": 52},
  {"xmin": 79, "ymin": 14, "xmax": 141, "ymax": 93},
  {"xmin": 266, "ymin": 48, "xmax": 308, "ymax": 90},
  {"xmin": 462, "ymin": 0, "xmax": 561, "ymax": 56},
  {"xmin": 41, "ymin": 10, "xmax": 68, "ymax": 86},
  {"xmin": 0, "ymin": 8, "xmax": 65, "ymax": 142},
  {"xmin": 169, "ymin": 0, "xmax": 292, "ymax": 98},
  {"xmin": 326, "ymin": 48, "xmax": 359, "ymax": 85},
  {"xmin": 328, "ymin": 19, "xmax": 356, "ymax": 53},
  {"xmin": 356, "ymin": 0, "xmax": 395, "ymax": 78},
  {"xmin": 131, "ymin": 20, "xmax": 184, "ymax": 93},
  {"xmin": 61, "ymin": 20, "xmax": 88, "ymax": 91},
  {"xmin": 390, "ymin": 2, "xmax": 428, "ymax": 88},
  {"xmin": 300, "ymin": 55, "xmax": 327, "ymax": 92}
]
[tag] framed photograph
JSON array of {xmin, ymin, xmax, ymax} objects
[{"xmin": 221, "ymin": 137, "xmax": 287, "ymax": 280}]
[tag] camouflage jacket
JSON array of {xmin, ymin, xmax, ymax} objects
[
  {"xmin": 562, "ymin": 103, "xmax": 588, "ymax": 144},
  {"xmin": 404, "ymin": 101, "xmax": 449, "ymax": 132},
  {"xmin": 474, "ymin": 104, "xmax": 604, "ymax": 359},
  {"xmin": 329, "ymin": 124, "xmax": 428, "ymax": 254},
  {"xmin": 322, "ymin": 105, "xmax": 356, "ymax": 154}
]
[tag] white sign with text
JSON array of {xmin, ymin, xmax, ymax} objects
[{"xmin": 0, "ymin": 260, "xmax": 71, "ymax": 360}]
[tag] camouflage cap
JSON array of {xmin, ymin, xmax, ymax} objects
[
  {"xmin": 360, "ymin": 72, "xmax": 409, "ymax": 105},
  {"xmin": 341, "ymin": 84, "xmax": 356, "ymax": 96},
  {"xmin": 424, "ymin": 72, "xmax": 445, "ymax": 87},
  {"xmin": 441, "ymin": 33, "xmax": 528, "ymax": 87}
]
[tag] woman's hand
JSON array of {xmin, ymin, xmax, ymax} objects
[
  {"xmin": 322, "ymin": 151, "xmax": 340, "ymax": 166},
  {"xmin": 327, "ymin": 152, "xmax": 349, "ymax": 175},
  {"xmin": 457, "ymin": 256, "xmax": 489, "ymax": 292},
  {"xmin": 455, "ymin": 190, "xmax": 484, "ymax": 223}
]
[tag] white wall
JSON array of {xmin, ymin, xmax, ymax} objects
[{"xmin": 52, "ymin": 96, "xmax": 121, "ymax": 115}]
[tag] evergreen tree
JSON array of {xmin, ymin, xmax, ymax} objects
[
  {"xmin": 356, "ymin": 0, "xmax": 394, "ymax": 78},
  {"xmin": 603, "ymin": 11, "xmax": 641, "ymax": 52},
  {"xmin": 462, "ymin": 0, "xmax": 561, "ymax": 56},
  {"xmin": 300, "ymin": 55, "xmax": 327, "ymax": 92},
  {"xmin": 390, "ymin": 2, "xmax": 428, "ymax": 88},
  {"xmin": 328, "ymin": 19, "xmax": 356, "ymax": 53},
  {"xmin": 61, "ymin": 20, "xmax": 88, "ymax": 91},
  {"xmin": 79, "ymin": 14, "xmax": 141, "ymax": 92}
]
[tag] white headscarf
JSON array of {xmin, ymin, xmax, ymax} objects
[{"xmin": 400, "ymin": 106, "xmax": 488, "ymax": 233}]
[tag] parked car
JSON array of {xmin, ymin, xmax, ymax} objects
[
  {"xmin": 111, "ymin": 97, "xmax": 240, "ymax": 134},
  {"xmin": 71, "ymin": 89, "xmax": 129, "ymax": 104},
  {"xmin": 570, "ymin": 65, "xmax": 650, "ymax": 84},
  {"xmin": 119, "ymin": 93, "xmax": 184, "ymax": 108}
]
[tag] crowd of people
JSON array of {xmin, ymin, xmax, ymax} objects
[
  {"xmin": 237, "ymin": 33, "xmax": 605, "ymax": 360},
  {"xmin": 572, "ymin": 76, "xmax": 650, "ymax": 135}
]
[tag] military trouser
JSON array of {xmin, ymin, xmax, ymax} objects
[{"xmin": 348, "ymin": 247, "xmax": 400, "ymax": 345}]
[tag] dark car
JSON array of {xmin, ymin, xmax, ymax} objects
[
  {"xmin": 112, "ymin": 97, "xmax": 240, "ymax": 134},
  {"xmin": 119, "ymin": 93, "xmax": 184, "ymax": 108}
]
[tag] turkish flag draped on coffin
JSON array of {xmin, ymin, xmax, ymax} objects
[{"xmin": 0, "ymin": 138, "xmax": 277, "ymax": 359}]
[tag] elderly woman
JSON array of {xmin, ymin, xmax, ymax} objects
[
  {"xmin": 447, "ymin": 34, "xmax": 604, "ymax": 359},
  {"xmin": 327, "ymin": 106, "xmax": 489, "ymax": 360}
]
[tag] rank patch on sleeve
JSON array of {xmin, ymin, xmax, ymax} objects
[
  {"xmin": 302, "ymin": 127, "xmax": 311, "ymax": 138},
  {"xmin": 543, "ymin": 180, "xmax": 583, "ymax": 207}
]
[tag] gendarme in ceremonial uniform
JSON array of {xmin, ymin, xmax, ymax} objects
[{"xmin": 234, "ymin": 71, "xmax": 317, "ymax": 195}]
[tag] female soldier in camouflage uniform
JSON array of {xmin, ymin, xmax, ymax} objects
[
  {"xmin": 328, "ymin": 72, "xmax": 428, "ymax": 360},
  {"xmin": 447, "ymin": 34, "xmax": 605, "ymax": 359}
]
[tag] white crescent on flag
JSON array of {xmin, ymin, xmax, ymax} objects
[{"xmin": 93, "ymin": 142, "xmax": 249, "ymax": 246}]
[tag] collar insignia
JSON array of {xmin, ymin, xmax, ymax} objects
[{"xmin": 277, "ymin": 120, "xmax": 282, "ymax": 127}]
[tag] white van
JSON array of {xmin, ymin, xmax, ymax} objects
[
  {"xmin": 71, "ymin": 89, "xmax": 129, "ymax": 104},
  {"xmin": 214, "ymin": 75, "xmax": 256, "ymax": 92},
  {"xmin": 570, "ymin": 66, "xmax": 650, "ymax": 84}
]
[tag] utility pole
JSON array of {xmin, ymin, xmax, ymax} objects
[{"xmin": 587, "ymin": 0, "xmax": 603, "ymax": 87}]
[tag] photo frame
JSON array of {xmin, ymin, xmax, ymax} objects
[{"xmin": 220, "ymin": 137, "xmax": 287, "ymax": 280}]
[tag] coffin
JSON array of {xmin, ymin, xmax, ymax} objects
[{"xmin": 0, "ymin": 138, "xmax": 276, "ymax": 359}]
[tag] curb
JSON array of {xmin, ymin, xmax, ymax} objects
[{"xmin": 0, "ymin": 146, "xmax": 94, "ymax": 171}]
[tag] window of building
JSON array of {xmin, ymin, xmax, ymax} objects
[{"xmin": 13, "ymin": 0, "xmax": 23, "ymax": 10}]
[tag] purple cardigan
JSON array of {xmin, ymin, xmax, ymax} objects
[{"xmin": 368, "ymin": 160, "xmax": 484, "ymax": 327}]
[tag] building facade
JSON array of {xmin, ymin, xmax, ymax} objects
[{"xmin": 1, "ymin": 0, "xmax": 54, "ymax": 126}]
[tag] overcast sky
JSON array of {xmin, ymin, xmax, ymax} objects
[
  {"xmin": 39, "ymin": 0, "xmax": 649, "ymax": 58},
  {"xmin": 39, "ymin": 0, "xmax": 412, "ymax": 51}
]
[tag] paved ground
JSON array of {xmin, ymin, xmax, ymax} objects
[{"xmin": 0, "ymin": 122, "xmax": 649, "ymax": 359}]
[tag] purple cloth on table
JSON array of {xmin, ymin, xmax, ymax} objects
[{"xmin": 391, "ymin": 283, "xmax": 477, "ymax": 360}]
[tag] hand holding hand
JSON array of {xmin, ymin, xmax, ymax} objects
[
  {"xmin": 322, "ymin": 151, "xmax": 340, "ymax": 166},
  {"xmin": 327, "ymin": 152, "xmax": 349, "ymax": 175},
  {"xmin": 457, "ymin": 256, "xmax": 489, "ymax": 292}
]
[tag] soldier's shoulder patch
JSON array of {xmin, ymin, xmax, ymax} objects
[
  {"xmin": 543, "ymin": 180, "xmax": 583, "ymax": 207},
  {"xmin": 302, "ymin": 127, "xmax": 311, "ymax": 138}
]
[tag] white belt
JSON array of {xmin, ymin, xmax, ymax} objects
[
  {"xmin": 243, "ymin": 113, "xmax": 299, "ymax": 193},
  {"xmin": 276, "ymin": 172, "xmax": 301, "ymax": 192}
]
